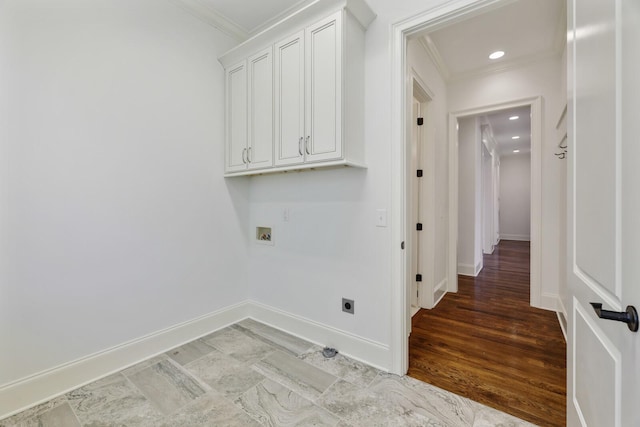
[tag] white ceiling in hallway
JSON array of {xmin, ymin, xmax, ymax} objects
[
  {"xmin": 420, "ymin": 0, "xmax": 565, "ymax": 80},
  {"xmin": 484, "ymin": 106, "xmax": 532, "ymax": 156}
]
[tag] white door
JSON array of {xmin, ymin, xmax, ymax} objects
[
  {"xmin": 274, "ymin": 31, "xmax": 305, "ymax": 167},
  {"xmin": 247, "ymin": 47, "xmax": 273, "ymax": 170},
  {"xmin": 567, "ymin": 0, "xmax": 640, "ymax": 425},
  {"xmin": 304, "ymin": 12, "xmax": 342, "ymax": 163},
  {"xmin": 225, "ymin": 60, "xmax": 247, "ymax": 173}
]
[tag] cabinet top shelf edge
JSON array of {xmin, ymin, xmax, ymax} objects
[
  {"xmin": 218, "ymin": 0, "xmax": 375, "ymax": 68},
  {"xmin": 224, "ymin": 160, "xmax": 367, "ymax": 177}
]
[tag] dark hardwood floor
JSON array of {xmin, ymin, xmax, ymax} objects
[{"xmin": 408, "ymin": 240, "xmax": 566, "ymax": 426}]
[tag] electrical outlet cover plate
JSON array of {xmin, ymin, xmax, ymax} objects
[{"xmin": 342, "ymin": 298, "xmax": 354, "ymax": 314}]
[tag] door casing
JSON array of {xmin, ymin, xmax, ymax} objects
[{"xmin": 389, "ymin": 0, "xmax": 544, "ymax": 375}]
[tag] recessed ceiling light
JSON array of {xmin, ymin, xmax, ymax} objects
[
  {"xmin": 509, "ymin": 115, "xmax": 519, "ymax": 120},
  {"xmin": 512, "ymin": 136, "xmax": 520, "ymax": 140},
  {"xmin": 513, "ymin": 150, "xmax": 520, "ymax": 153},
  {"xmin": 489, "ymin": 51, "xmax": 505, "ymax": 60}
]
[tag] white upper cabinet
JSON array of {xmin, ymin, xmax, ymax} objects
[
  {"xmin": 304, "ymin": 12, "xmax": 342, "ymax": 163},
  {"xmin": 225, "ymin": 61, "xmax": 248, "ymax": 173},
  {"xmin": 247, "ymin": 47, "xmax": 274, "ymax": 170},
  {"xmin": 225, "ymin": 48, "xmax": 274, "ymax": 173},
  {"xmin": 275, "ymin": 31, "xmax": 305, "ymax": 166},
  {"xmin": 220, "ymin": 0, "xmax": 375, "ymax": 177}
]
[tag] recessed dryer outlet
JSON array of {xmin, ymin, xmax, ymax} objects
[{"xmin": 256, "ymin": 226, "xmax": 273, "ymax": 245}]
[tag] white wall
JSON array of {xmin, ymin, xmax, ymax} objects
[
  {"xmin": 481, "ymin": 142, "xmax": 494, "ymax": 254},
  {"xmin": 499, "ymin": 153, "xmax": 532, "ymax": 240},
  {"xmin": 448, "ymin": 55, "xmax": 565, "ymax": 307},
  {"xmin": 0, "ymin": 0, "xmax": 248, "ymax": 386},
  {"xmin": 457, "ymin": 117, "xmax": 483, "ymax": 275}
]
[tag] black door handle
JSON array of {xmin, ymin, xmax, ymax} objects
[{"xmin": 590, "ymin": 303, "xmax": 638, "ymax": 332}]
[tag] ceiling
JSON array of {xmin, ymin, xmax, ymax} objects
[
  {"xmin": 187, "ymin": 0, "xmax": 563, "ymax": 156},
  {"xmin": 484, "ymin": 106, "xmax": 531, "ymax": 156},
  {"xmin": 194, "ymin": 0, "xmax": 314, "ymax": 37},
  {"xmin": 421, "ymin": 0, "xmax": 565, "ymax": 80}
]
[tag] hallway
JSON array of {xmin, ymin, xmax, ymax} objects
[{"xmin": 408, "ymin": 240, "xmax": 566, "ymax": 426}]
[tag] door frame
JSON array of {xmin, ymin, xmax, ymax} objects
[
  {"xmin": 448, "ymin": 98, "xmax": 542, "ymax": 298},
  {"xmin": 410, "ymin": 73, "xmax": 435, "ymax": 312},
  {"xmin": 389, "ymin": 0, "xmax": 538, "ymax": 375}
]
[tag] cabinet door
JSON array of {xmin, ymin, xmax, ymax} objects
[
  {"xmin": 305, "ymin": 12, "xmax": 342, "ymax": 163},
  {"xmin": 274, "ymin": 31, "xmax": 305, "ymax": 166},
  {"xmin": 247, "ymin": 47, "xmax": 273, "ymax": 170},
  {"xmin": 225, "ymin": 60, "xmax": 248, "ymax": 172}
]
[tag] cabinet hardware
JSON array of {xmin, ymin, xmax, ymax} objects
[
  {"xmin": 416, "ymin": 274, "xmax": 422, "ymax": 282},
  {"xmin": 242, "ymin": 148, "xmax": 247, "ymax": 164},
  {"xmin": 417, "ymin": 169, "xmax": 423, "ymax": 177},
  {"xmin": 248, "ymin": 147, "xmax": 252, "ymax": 163},
  {"xmin": 298, "ymin": 137, "xmax": 303, "ymax": 156},
  {"xmin": 305, "ymin": 136, "xmax": 311, "ymax": 155}
]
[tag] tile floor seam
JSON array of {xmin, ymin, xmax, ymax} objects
[
  {"xmin": 63, "ymin": 397, "xmax": 83, "ymax": 427},
  {"xmin": 119, "ymin": 370, "xmax": 172, "ymax": 421},
  {"xmin": 163, "ymin": 356, "xmax": 214, "ymax": 395}
]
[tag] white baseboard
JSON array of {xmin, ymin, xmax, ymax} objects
[
  {"xmin": 433, "ymin": 278, "xmax": 447, "ymax": 307},
  {"xmin": 0, "ymin": 300, "xmax": 391, "ymax": 421},
  {"xmin": 540, "ymin": 292, "xmax": 560, "ymax": 312},
  {"xmin": 500, "ymin": 234, "xmax": 531, "ymax": 241},
  {"xmin": 457, "ymin": 261, "xmax": 482, "ymax": 277},
  {"xmin": 0, "ymin": 301, "xmax": 250, "ymax": 421},
  {"xmin": 248, "ymin": 300, "xmax": 390, "ymax": 372}
]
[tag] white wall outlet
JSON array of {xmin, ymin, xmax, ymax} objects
[{"xmin": 375, "ymin": 209, "xmax": 387, "ymax": 227}]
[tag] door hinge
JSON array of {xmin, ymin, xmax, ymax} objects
[
  {"xmin": 417, "ymin": 117, "xmax": 424, "ymax": 126},
  {"xmin": 416, "ymin": 274, "xmax": 422, "ymax": 282},
  {"xmin": 416, "ymin": 223, "xmax": 423, "ymax": 231},
  {"xmin": 417, "ymin": 169, "xmax": 423, "ymax": 177}
]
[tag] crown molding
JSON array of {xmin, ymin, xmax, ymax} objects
[
  {"xmin": 418, "ymin": 35, "xmax": 451, "ymax": 82},
  {"xmin": 170, "ymin": 0, "xmax": 249, "ymax": 42},
  {"xmin": 249, "ymin": 0, "xmax": 316, "ymax": 36}
]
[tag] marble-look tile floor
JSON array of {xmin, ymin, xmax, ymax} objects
[{"xmin": 1, "ymin": 319, "xmax": 537, "ymax": 426}]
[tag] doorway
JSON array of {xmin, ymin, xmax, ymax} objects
[
  {"xmin": 389, "ymin": 0, "xmax": 561, "ymax": 378},
  {"xmin": 456, "ymin": 105, "xmax": 533, "ymax": 279}
]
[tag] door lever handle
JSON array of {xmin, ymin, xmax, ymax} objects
[{"xmin": 590, "ymin": 302, "xmax": 638, "ymax": 332}]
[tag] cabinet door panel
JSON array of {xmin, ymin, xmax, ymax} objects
[
  {"xmin": 275, "ymin": 31, "xmax": 305, "ymax": 166},
  {"xmin": 225, "ymin": 61, "xmax": 247, "ymax": 172},
  {"xmin": 248, "ymin": 47, "xmax": 273, "ymax": 170},
  {"xmin": 305, "ymin": 12, "xmax": 342, "ymax": 162}
]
